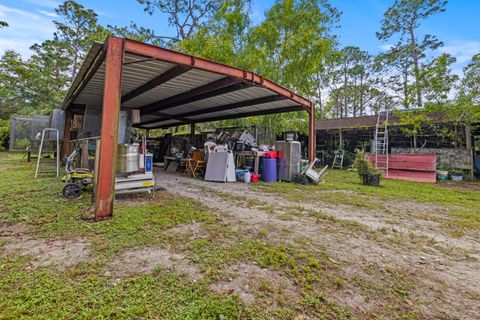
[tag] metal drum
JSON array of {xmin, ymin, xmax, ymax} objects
[{"xmin": 117, "ymin": 143, "xmax": 140, "ymax": 173}]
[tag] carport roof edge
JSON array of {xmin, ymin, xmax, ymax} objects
[{"xmin": 61, "ymin": 36, "xmax": 313, "ymax": 129}]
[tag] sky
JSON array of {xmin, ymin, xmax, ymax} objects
[{"xmin": 1, "ymin": 0, "xmax": 479, "ymax": 75}]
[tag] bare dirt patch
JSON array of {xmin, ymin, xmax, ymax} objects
[
  {"xmin": 111, "ymin": 247, "xmax": 202, "ymax": 281},
  {"xmin": 0, "ymin": 222, "xmax": 91, "ymax": 269},
  {"xmin": 168, "ymin": 221, "xmax": 207, "ymax": 239},
  {"xmin": 210, "ymin": 262, "xmax": 297, "ymax": 305},
  {"xmin": 154, "ymin": 170, "xmax": 480, "ymax": 319},
  {"xmin": 436, "ymin": 182, "xmax": 480, "ymax": 191}
]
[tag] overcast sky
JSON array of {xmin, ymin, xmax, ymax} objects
[{"xmin": 1, "ymin": 0, "xmax": 479, "ymax": 75}]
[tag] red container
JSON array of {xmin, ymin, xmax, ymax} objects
[
  {"xmin": 263, "ymin": 151, "xmax": 277, "ymax": 158},
  {"xmin": 251, "ymin": 173, "xmax": 259, "ymax": 183}
]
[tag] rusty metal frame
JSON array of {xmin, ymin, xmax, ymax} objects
[
  {"xmin": 123, "ymin": 38, "xmax": 313, "ymax": 110},
  {"xmin": 308, "ymin": 107, "xmax": 316, "ymax": 163},
  {"xmin": 94, "ymin": 36, "xmax": 124, "ymax": 220},
  {"xmin": 63, "ymin": 36, "xmax": 316, "ymax": 219},
  {"xmin": 121, "ymin": 38, "xmax": 316, "ymax": 162}
]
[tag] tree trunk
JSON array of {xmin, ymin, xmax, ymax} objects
[
  {"xmin": 344, "ymin": 66, "xmax": 348, "ymax": 118},
  {"xmin": 335, "ymin": 94, "xmax": 340, "ymax": 119},
  {"xmin": 402, "ymin": 64, "xmax": 409, "ymax": 109},
  {"xmin": 409, "ymin": 26, "xmax": 422, "ymax": 108},
  {"xmin": 359, "ymin": 74, "xmax": 364, "ymax": 117},
  {"xmin": 317, "ymin": 79, "xmax": 323, "ymax": 119}
]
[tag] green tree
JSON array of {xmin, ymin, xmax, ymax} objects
[
  {"xmin": 28, "ymin": 40, "xmax": 72, "ymax": 113},
  {"xmin": 376, "ymin": 43, "xmax": 415, "ymax": 109},
  {"xmin": 421, "ymin": 53, "xmax": 458, "ymax": 105},
  {"xmin": 458, "ymin": 53, "xmax": 480, "ymax": 107},
  {"xmin": 247, "ymin": 0, "xmax": 339, "ymax": 91},
  {"xmin": 439, "ymin": 53, "xmax": 480, "ymax": 126},
  {"xmin": 176, "ymin": 0, "xmax": 251, "ymax": 65},
  {"xmin": 244, "ymin": 0, "xmax": 339, "ymax": 133},
  {"xmin": 0, "ymin": 51, "xmax": 31, "ymax": 118},
  {"xmin": 323, "ymin": 47, "xmax": 382, "ymax": 118},
  {"xmin": 377, "ymin": 0, "xmax": 447, "ymax": 108},
  {"xmin": 54, "ymin": 0, "xmax": 107, "ymax": 81},
  {"xmin": 107, "ymin": 22, "xmax": 163, "ymax": 46},
  {"xmin": 137, "ymin": 0, "xmax": 222, "ymax": 44}
]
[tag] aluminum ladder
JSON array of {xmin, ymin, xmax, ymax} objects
[
  {"xmin": 374, "ymin": 111, "xmax": 389, "ymax": 178},
  {"xmin": 35, "ymin": 128, "xmax": 60, "ymax": 179}
]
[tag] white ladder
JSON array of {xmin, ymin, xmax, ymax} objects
[
  {"xmin": 374, "ymin": 112, "xmax": 389, "ymax": 178},
  {"xmin": 35, "ymin": 128, "xmax": 60, "ymax": 179}
]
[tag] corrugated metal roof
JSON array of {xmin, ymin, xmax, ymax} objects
[
  {"xmin": 161, "ymin": 86, "xmax": 274, "ymax": 115},
  {"xmin": 123, "ymin": 67, "xmax": 225, "ymax": 108},
  {"xmin": 64, "ymin": 39, "xmax": 312, "ymax": 129},
  {"xmin": 315, "ymin": 112, "xmax": 450, "ymax": 131}
]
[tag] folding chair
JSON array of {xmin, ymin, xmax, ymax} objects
[{"xmin": 185, "ymin": 151, "xmax": 206, "ymax": 178}]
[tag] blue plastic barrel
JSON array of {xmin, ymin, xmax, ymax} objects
[{"xmin": 262, "ymin": 158, "xmax": 277, "ymax": 182}]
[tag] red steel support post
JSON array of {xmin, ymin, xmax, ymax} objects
[
  {"xmin": 95, "ymin": 36, "xmax": 124, "ymax": 220},
  {"xmin": 308, "ymin": 106, "xmax": 316, "ymax": 163}
]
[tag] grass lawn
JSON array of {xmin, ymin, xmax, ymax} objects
[{"xmin": 1, "ymin": 152, "xmax": 479, "ymax": 319}]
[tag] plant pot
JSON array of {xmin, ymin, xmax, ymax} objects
[
  {"xmin": 361, "ymin": 173, "xmax": 381, "ymax": 186},
  {"xmin": 436, "ymin": 170, "xmax": 449, "ymax": 181},
  {"xmin": 451, "ymin": 173, "xmax": 463, "ymax": 182}
]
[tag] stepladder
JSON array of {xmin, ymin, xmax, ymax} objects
[
  {"xmin": 332, "ymin": 149, "xmax": 345, "ymax": 169},
  {"xmin": 35, "ymin": 128, "xmax": 60, "ymax": 179}
]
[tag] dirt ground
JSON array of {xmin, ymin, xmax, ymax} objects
[
  {"xmin": 152, "ymin": 169, "xmax": 480, "ymax": 319},
  {"xmin": 0, "ymin": 222, "xmax": 91, "ymax": 270},
  {"xmin": 1, "ymin": 160, "xmax": 479, "ymax": 318}
]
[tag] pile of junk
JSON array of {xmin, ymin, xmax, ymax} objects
[
  {"xmin": 148, "ymin": 127, "xmax": 326, "ymax": 185},
  {"xmin": 9, "ymin": 109, "xmax": 157, "ymax": 199},
  {"xmin": 62, "ymin": 135, "xmax": 156, "ymax": 199}
]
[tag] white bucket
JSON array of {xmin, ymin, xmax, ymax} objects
[
  {"xmin": 243, "ymin": 171, "xmax": 251, "ymax": 183},
  {"xmin": 451, "ymin": 174, "xmax": 463, "ymax": 182}
]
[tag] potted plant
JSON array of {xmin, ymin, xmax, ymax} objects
[
  {"xmin": 352, "ymin": 149, "xmax": 382, "ymax": 186},
  {"xmin": 450, "ymin": 169, "xmax": 464, "ymax": 182},
  {"xmin": 436, "ymin": 167, "xmax": 449, "ymax": 181}
]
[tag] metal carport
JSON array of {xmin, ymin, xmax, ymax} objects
[{"xmin": 62, "ymin": 36, "xmax": 315, "ymax": 220}]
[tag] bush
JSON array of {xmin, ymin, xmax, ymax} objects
[
  {"xmin": 0, "ymin": 119, "xmax": 10, "ymax": 151},
  {"xmin": 352, "ymin": 149, "xmax": 371, "ymax": 175},
  {"xmin": 352, "ymin": 149, "xmax": 381, "ymax": 176}
]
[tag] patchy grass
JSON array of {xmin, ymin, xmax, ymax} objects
[
  {"xmin": 1, "ymin": 152, "xmax": 478, "ymax": 319},
  {"xmin": 255, "ymin": 169, "xmax": 480, "ymax": 231},
  {"xmin": 0, "ymin": 153, "xmax": 214, "ymax": 255},
  {"xmin": 0, "ymin": 256, "xmax": 239, "ymax": 319},
  {"xmin": 0, "ymin": 153, "xmax": 238, "ymax": 319}
]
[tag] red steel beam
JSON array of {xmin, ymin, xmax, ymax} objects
[
  {"xmin": 143, "ymin": 105, "xmax": 305, "ymax": 129},
  {"xmin": 95, "ymin": 36, "xmax": 124, "ymax": 220},
  {"xmin": 308, "ymin": 106, "xmax": 316, "ymax": 163},
  {"xmin": 124, "ymin": 38, "xmax": 313, "ymax": 110},
  {"xmin": 176, "ymin": 95, "xmax": 287, "ymax": 118},
  {"xmin": 137, "ymin": 95, "xmax": 288, "ymax": 126},
  {"xmin": 140, "ymin": 77, "xmax": 244, "ymax": 116}
]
